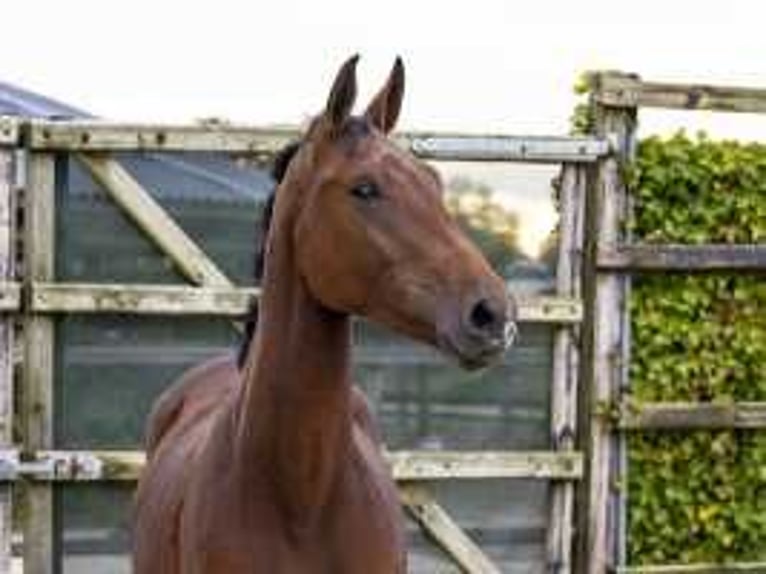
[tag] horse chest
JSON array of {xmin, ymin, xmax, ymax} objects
[
  {"xmin": 180, "ymin": 433, "xmax": 405, "ymax": 573},
  {"xmin": 181, "ymin": 484, "xmax": 405, "ymax": 573}
]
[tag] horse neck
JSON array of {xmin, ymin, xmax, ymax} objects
[{"xmin": 233, "ymin": 208, "xmax": 352, "ymax": 527}]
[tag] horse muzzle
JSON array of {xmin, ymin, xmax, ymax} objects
[{"xmin": 437, "ymin": 293, "xmax": 518, "ymax": 371}]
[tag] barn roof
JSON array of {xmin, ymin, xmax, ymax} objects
[
  {"xmin": 0, "ymin": 81, "xmax": 93, "ymax": 119},
  {"xmin": 0, "ymin": 81, "xmax": 273, "ymax": 204}
]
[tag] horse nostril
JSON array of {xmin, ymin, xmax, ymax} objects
[{"xmin": 469, "ymin": 299, "xmax": 497, "ymax": 332}]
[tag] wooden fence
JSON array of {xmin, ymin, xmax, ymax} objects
[
  {"xmin": 0, "ymin": 120, "xmax": 603, "ymax": 573},
  {"xmin": 578, "ymin": 72, "xmax": 766, "ymax": 574},
  {"xmin": 0, "ymin": 71, "xmax": 764, "ymax": 573}
]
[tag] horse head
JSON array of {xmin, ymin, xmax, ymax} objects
[{"xmin": 270, "ymin": 55, "xmax": 518, "ymax": 369}]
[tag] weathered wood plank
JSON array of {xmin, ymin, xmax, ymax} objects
[
  {"xmin": 78, "ymin": 154, "xmax": 232, "ymax": 287},
  {"xmin": 404, "ymin": 134, "xmax": 610, "ymax": 163},
  {"xmin": 0, "ymin": 282, "xmax": 20, "ymax": 311},
  {"xmin": 0, "ymin": 117, "xmax": 19, "ymax": 146},
  {"xmin": 593, "ymin": 72, "xmax": 766, "ymax": 114},
  {"xmin": 28, "ymin": 120, "xmax": 297, "ymax": 155},
  {"xmin": 26, "ymin": 120, "xmax": 611, "ymax": 163},
  {"xmin": 0, "ymin": 144, "xmax": 15, "ymax": 574},
  {"xmin": 620, "ymin": 402, "xmax": 766, "ymax": 430},
  {"xmin": 515, "ymin": 295, "xmax": 582, "ymax": 323},
  {"xmin": 29, "ymin": 282, "xmax": 582, "ymax": 323},
  {"xmin": 598, "ymin": 244, "xmax": 766, "ymax": 272},
  {"xmin": 0, "ymin": 449, "xmax": 583, "ymax": 482},
  {"xmin": 617, "ymin": 563, "xmax": 766, "ymax": 574},
  {"xmin": 576, "ymin": 91, "xmax": 636, "ymax": 574},
  {"xmin": 400, "ymin": 483, "xmax": 502, "ymax": 574},
  {"xmin": 31, "ymin": 282, "xmax": 258, "ymax": 315},
  {"xmin": 22, "ymin": 152, "xmax": 56, "ymax": 574},
  {"xmin": 546, "ymin": 164, "xmax": 586, "ymax": 573},
  {"xmin": 389, "ymin": 450, "xmax": 582, "ymax": 480}
]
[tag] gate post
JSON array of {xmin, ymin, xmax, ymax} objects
[
  {"xmin": 0, "ymin": 118, "xmax": 19, "ymax": 574},
  {"xmin": 575, "ymin": 72, "xmax": 637, "ymax": 574},
  {"xmin": 22, "ymin": 151, "xmax": 56, "ymax": 573}
]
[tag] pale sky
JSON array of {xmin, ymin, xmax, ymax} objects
[{"xmin": 4, "ymin": 0, "xmax": 766, "ymax": 255}]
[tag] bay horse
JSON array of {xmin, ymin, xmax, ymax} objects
[{"xmin": 133, "ymin": 55, "xmax": 518, "ymax": 573}]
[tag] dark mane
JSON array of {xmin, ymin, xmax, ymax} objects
[{"xmin": 237, "ymin": 140, "xmax": 301, "ymax": 368}]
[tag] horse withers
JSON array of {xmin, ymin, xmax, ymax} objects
[{"xmin": 133, "ymin": 55, "xmax": 518, "ymax": 573}]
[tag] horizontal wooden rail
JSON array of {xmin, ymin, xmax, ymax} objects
[
  {"xmin": 24, "ymin": 120, "xmax": 610, "ymax": 162},
  {"xmin": 28, "ymin": 121, "xmax": 295, "ymax": 155},
  {"xmin": 619, "ymin": 402, "xmax": 766, "ymax": 430},
  {"xmin": 406, "ymin": 134, "xmax": 610, "ymax": 163},
  {"xmin": 30, "ymin": 282, "xmax": 257, "ymax": 316},
  {"xmin": 598, "ymin": 244, "xmax": 766, "ymax": 272},
  {"xmin": 390, "ymin": 450, "xmax": 582, "ymax": 480},
  {"xmin": 514, "ymin": 295, "xmax": 583, "ymax": 323},
  {"xmin": 594, "ymin": 73, "xmax": 766, "ymax": 114},
  {"xmin": 29, "ymin": 282, "xmax": 583, "ymax": 323},
  {"xmin": 0, "ymin": 449, "xmax": 583, "ymax": 482},
  {"xmin": 616, "ymin": 563, "xmax": 766, "ymax": 573},
  {"xmin": 0, "ymin": 118, "xmax": 19, "ymax": 146},
  {"xmin": 0, "ymin": 283, "xmax": 19, "ymax": 312}
]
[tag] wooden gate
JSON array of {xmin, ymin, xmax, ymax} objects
[
  {"xmin": 0, "ymin": 118, "xmax": 605, "ymax": 572},
  {"xmin": 578, "ymin": 73, "xmax": 766, "ymax": 573}
]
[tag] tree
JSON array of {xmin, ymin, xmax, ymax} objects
[{"xmin": 445, "ymin": 176, "xmax": 525, "ymax": 272}]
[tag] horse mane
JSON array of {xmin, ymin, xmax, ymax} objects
[{"xmin": 236, "ymin": 140, "xmax": 302, "ymax": 368}]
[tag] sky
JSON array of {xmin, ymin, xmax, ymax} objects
[{"xmin": 3, "ymin": 0, "xmax": 766, "ymax": 255}]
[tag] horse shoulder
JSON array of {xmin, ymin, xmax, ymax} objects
[{"xmin": 144, "ymin": 355, "xmax": 239, "ymax": 456}]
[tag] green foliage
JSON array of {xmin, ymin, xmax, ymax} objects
[
  {"xmin": 570, "ymin": 72, "xmax": 599, "ymax": 135},
  {"xmin": 628, "ymin": 133, "xmax": 766, "ymax": 563},
  {"xmin": 569, "ymin": 102, "xmax": 594, "ymax": 137}
]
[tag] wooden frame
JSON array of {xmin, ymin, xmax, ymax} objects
[
  {"xmin": 619, "ymin": 402, "xmax": 766, "ymax": 430},
  {"xmin": 26, "ymin": 119, "xmax": 611, "ymax": 163},
  {"xmin": 400, "ymin": 483, "xmax": 502, "ymax": 574},
  {"xmin": 0, "ymin": 449, "xmax": 582, "ymax": 482},
  {"xmin": 0, "ymin": 118, "xmax": 19, "ymax": 146},
  {"xmin": 0, "ymin": 130, "xmax": 16, "ymax": 574},
  {"xmin": 28, "ymin": 282, "xmax": 582, "ymax": 323},
  {"xmin": 77, "ymin": 154, "xmax": 233, "ymax": 287},
  {"xmin": 593, "ymin": 73, "xmax": 766, "ymax": 114},
  {"xmin": 22, "ymin": 152, "xmax": 56, "ymax": 573},
  {"xmin": 598, "ymin": 244, "xmax": 766, "ymax": 272},
  {"xmin": 546, "ymin": 163, "xmax": 587, "ymax": 572},
  {"xmin": 576, "ymin": 79, "xmax": 637, "ymax": 573},
  {"xmin": 30, "ymin": 282, "xmax": 259, "ymax": 316},
  {"xmin": 582, "ymin": 71, "xmax": 766, "ymax": 574},
  {"xmin": 0, "ymin": 282, "xmax": 20, "ymax": 311},
  {"xmin": 6, "ymin": 119, "xmax": 600, "ymax": 574}
]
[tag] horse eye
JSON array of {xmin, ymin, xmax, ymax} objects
[{"xmin": 350, "ymin": 181, "xmax": 381, "ymax": 200}]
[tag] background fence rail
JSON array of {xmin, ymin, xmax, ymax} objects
[{"xmin": 25, "ymin": 119, "xmax": 611, "ymax": 163}]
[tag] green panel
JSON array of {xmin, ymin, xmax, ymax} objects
[
  {"xmin": 55, "ymin": 314, "xmax": 237, "ymax": 449},
  {"xmin": 53, "ymin": 154, "xmax": 560, "ymax": 572}
]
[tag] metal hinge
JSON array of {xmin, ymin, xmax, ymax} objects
[{"xmin": 0, "ymin": 449, "xmax": 104, "ymax": 481}]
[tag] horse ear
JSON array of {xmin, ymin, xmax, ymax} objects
[
  {"xmin": 364, "ymin": 57, "xmax": 405, "ymax": 134},
  {"xmin": 324, "ymin": 54, "xmax": 359, "ymax": 130}
]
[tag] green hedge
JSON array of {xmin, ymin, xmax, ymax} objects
[{"xmin": 627, "ymin": 133, "xmax": 766, "ymax": 563}]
